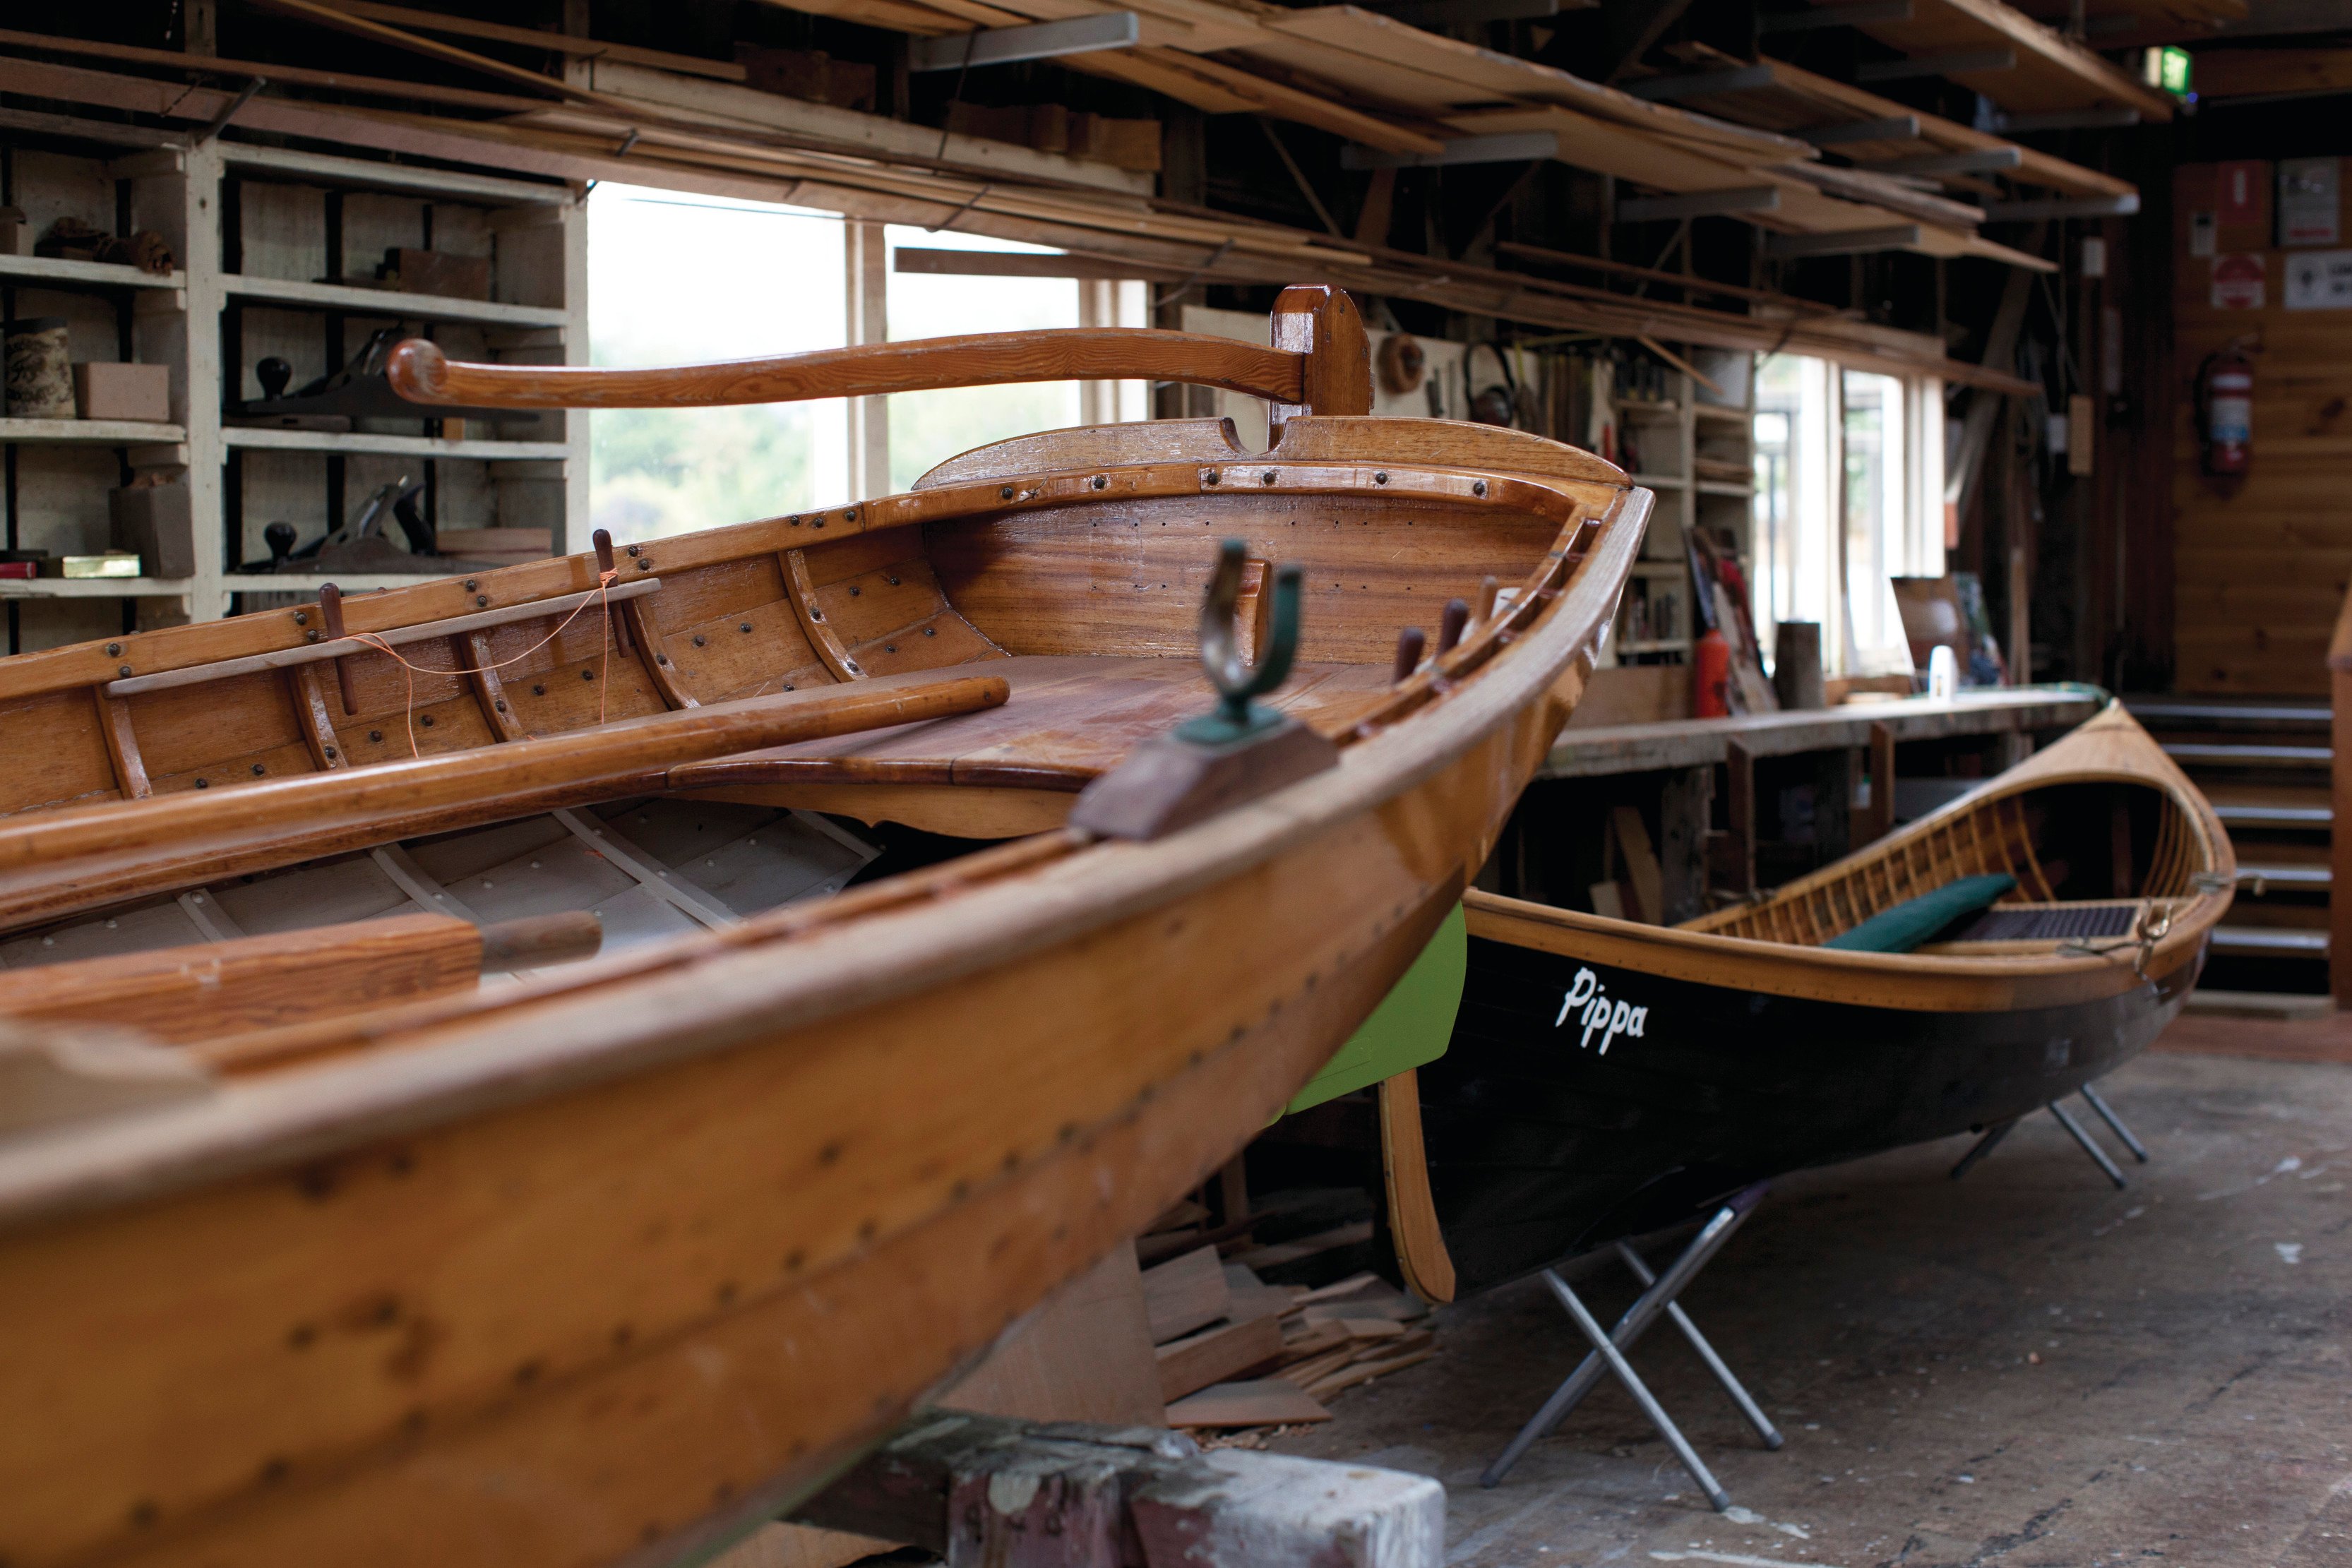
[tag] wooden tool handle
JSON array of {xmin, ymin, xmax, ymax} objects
[
  {"xmin": 478, "ymin": 911, "xmax": 602, "ymax": 974},
  {"xmin": 390, "ymin": 330, "xmax": 1307, "ymax": 410}
]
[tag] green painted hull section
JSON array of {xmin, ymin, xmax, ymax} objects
[{"xmin": 1283, "ymin": 902, "xmax": 1466, "ymax": 1115}]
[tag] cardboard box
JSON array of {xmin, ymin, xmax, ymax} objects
[
  {"xmin": 110, "ymin": 481, "xmax": 195, "ymax": 578},
  {"xmin": 382, "ymin": 248, "xmax": 490, "ymax": 300},
  {"xmin": 71, "ymin": 362, "xmax": 171, "ymax": 424}
]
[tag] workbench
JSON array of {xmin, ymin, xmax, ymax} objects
[
  {"xmin": 1541, "ymin": 685, "xmax": 2108, "ymax": 779},
  {"xmin": 1492, "ymin": 686, "xmax": 2110, "ymax": 923}
]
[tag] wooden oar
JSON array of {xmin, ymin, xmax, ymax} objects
[
  {"xmin": 385, "ymin": 286, "xmax": 1372, "ymax": 427},
  {"xmin": 0, "ymin": 672, "xmax": 1007, "ymax": 931},
  {"xmin": 0, "ymin": 911, "xmax": 600, "ymax": 1048}
]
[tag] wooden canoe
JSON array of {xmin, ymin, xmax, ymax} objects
[
  {"xmin": 0, "ymin": 289, "xmax": 1649, "ymax": 1568},
  {"xmin": 1389, "ymin": 702, "xmax": 2233, "ymax": 1299}
]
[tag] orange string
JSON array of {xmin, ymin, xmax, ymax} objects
[{"xmin": 345, "ymin": 569, "xmax": 620, "ymax": 758}]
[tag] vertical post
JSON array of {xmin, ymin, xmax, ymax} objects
[
  {"xmin": 1266, "ymin": 285, "xmax": 1370, "ymax": 442},
  {"xmin": 1859, "ymin": 722, "xmax": 1895, "ymax": 844},
  {"xmin": 1721, "ymin": 740, "xmax": 1755, "ymax": 898},
  {"xmin": 2006, "ymin": 419, "xmax": 2033, "ymax": 684},
  {"xmin": 1657, "ymin": 765, "xmax": 1713, "ymax": 923},
  {"xmin": 844, "ymin": 220, "xmax": 890, "ymax": 501},
  {"xmin": 1078, "ymin": 278, "xmax": 1118, "ymax": 426},
  {"xmin": 179, "ymin": 138, "xmax": 227, "ymax": 623},
  {"xmin": 561, "ymin": 0, "xmax": 592, "ymax": 88},
  {"xmin": 2329, "ymin": 590, "xmax": 2352, "ymax": 1008},
  {"xmin": 1810, "ymin": 746, "xmax": 1853, "ymax": 862}
]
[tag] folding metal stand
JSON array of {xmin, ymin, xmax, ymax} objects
[
  {"xmin": 1482, "ymin": 1183, "xmax": 1779, "ymax": 1509},
  {"xmin": 1950, "ymin": 1078, "xmax": 2150, "ymax": 1189}
]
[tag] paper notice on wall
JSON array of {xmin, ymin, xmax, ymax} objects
[
  {"xmin": 2190, "ymin": 211, "xmax": 2216, "ymax": 257},
  {"xmin": 2212, "ymin": 253, "xmax": 2267, "ymax": 309},
  {"xmin": 2285, "ymin": 249, "xmax": 2352, "ymax": 310},
  {"xmin": 2279, "ymin": 157, "xmax": 2341, "ymax": 247}
]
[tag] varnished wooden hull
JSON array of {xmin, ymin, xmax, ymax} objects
[
  {"xmin": 0, "ymin": 411, "xmax": 1648, "ymax": 1568},
  {"xmin": 1412, "ymin": 705, "xmax": 2234, "ymax": 1297},
  {"xmin": 1424, "ymin": 923, "xmax": 2203, "ymax": 1295}
]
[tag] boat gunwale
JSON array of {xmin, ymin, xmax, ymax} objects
[
  {"xmin": 0, "ymin": 481, "xmax": 1652, "ymax": 1234},
  {"xmin": 0, "ymin": 419, "xmax": 1632, "ymax": 710}
]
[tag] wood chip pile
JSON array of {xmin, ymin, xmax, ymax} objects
[{"xmin": 1138, "ymin": 1243, "xmax": 1438, "ymax": 1432}]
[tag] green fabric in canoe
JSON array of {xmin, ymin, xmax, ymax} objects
[
  {"xmin": 1822, "ymin": 873, "xmax": 2017, "ymax": 954},
  {"xmin": 1283, "ymin": 902, "xmax": 1466, "ymax": 1115}
]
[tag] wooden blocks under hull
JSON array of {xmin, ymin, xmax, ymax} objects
[{"xmin": 794, "ymin": 1409, "xmax": 1443, "ymax": 1568}]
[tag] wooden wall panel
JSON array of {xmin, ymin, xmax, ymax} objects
[{"xmin": 2171, "ymin": 160, "xmax": 2352, "ymax": 694}]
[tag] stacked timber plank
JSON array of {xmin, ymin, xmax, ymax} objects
[
  {"xmin": 769, "ymin": 0, "xmax": 2048, "ymax": 269},
  {"xmin": 1804, "ymin": 0, "xmax": 2175, "ymax": 118},
  {"xmin": 1645, "ymin": 44, "xmax": 2137, "ymax": 206},
  {"xmin": 1140, "ymin": 1245, "xmax": 1439, "ymax": 1432},
  {"xmin": 0, "ymin": 7, "xmax": 2048, "ymax": 381}
]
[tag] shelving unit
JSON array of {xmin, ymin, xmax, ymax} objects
[
  {"xmin": 1596, "ymin": 351, "xmax": 1757, "ymax": 671},
  {"xmin": 0, "ymin": 116, "xmax": 586, "ymax": 652}
]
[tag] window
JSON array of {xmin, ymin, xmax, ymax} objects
[
  {"xmin": 587, "ymin": 184, "xmax": 844, "ymax": 544},
  {"xmin": 883, "ymin": 227, "xmax": 1147, "ymax": 491},
  {"xmin": 1752, "ymin": 355, "xmax": 1945, "ymax": 678},
  {"xmin": 589, "ymin": 186, "xmax": 1148, "ymax": 540}
]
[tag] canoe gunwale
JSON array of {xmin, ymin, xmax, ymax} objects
[
  {"xmin": 0, "ymin": 482, "xmax": 1651, "ymax": 1234},
  {"xmin": 1464, "ymin": 704, "xmax": 2235, "ymax": 1015},
  {"xmin": 1463, "ymin": 887, "xmax": 2220, "ymax": 1014}
]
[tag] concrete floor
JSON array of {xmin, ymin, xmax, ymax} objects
[{"xmin": 1274, "ymin": 1048, "xmax": 2352, "ymax": 1567}]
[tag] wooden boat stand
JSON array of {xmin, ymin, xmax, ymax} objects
[
  {"xmin": 1948, "ymin": 1079, "xmax": 2152, "ymax": 1189},
  {"xmin": 1480, "ymin": 1184, "xmax": 1780, "ymax": 1507},
  {"xmin": 790, "ymin": 1409, "xmax": 1443, "ymax": 1568}
]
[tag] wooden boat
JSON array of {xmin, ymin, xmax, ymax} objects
[
  {"xmin": 1382, "ymin": 702, "xmax": 2233, "ymax": 1300},
  {"xmin": 0, "ymin": 289, "xmax": 1649, "ymax": 1568}
]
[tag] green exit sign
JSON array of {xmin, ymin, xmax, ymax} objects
[{"xmin": 2142, "ymin": 44, "xmax": 2192, "ymax": 99}]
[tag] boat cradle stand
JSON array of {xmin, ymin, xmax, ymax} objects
[
  {"xmin": 1948, "ymin": 1079, "xmax": 2152, "ymax": 1190},
  {"xmin": 790, "ymin": 1409, "xmax": 1443, "ymax": 1568},
  {"xmin": 1481, "ymin": 1183, "xmax": 1781, "ymax": 1508}
]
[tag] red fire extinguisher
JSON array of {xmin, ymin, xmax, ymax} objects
[{"xmin": 2197, "ymin": 343, "xmax": 2255, "ymax": 477}]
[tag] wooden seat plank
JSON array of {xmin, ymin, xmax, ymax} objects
[{"xmin": 668, "ymin": 656, "xmax": 1395, "ymax": 795}]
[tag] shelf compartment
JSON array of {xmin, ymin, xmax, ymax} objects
[
  {"xmin": 222, "ymin": 428, "xmax": 571, "ymax": 461},
  {"xmin": 223, "ymin": 274, "xmax": 569, "ymax": 329},
  {"xmin": 0, "ymin": 254, "xmax": 184, "ymax": 292},
  {"xmin": 0, "ymin": 417, "xmax": 186, "ymax": 445}
]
